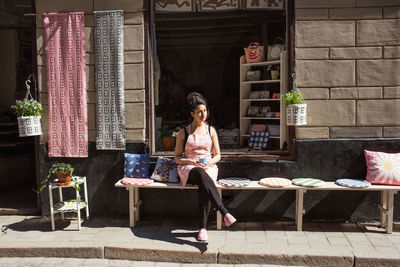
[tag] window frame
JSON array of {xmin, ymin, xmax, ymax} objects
[{"xmin": 144, "ymin": 0, "xmax": 296, "ymax": 161}]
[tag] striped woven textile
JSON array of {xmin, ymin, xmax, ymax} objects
[
  {"xmin": 259, "ymin": 177, "xmax": 292, "ymax": 188},
  {"xmin": 44, "ymin": 12, "xmax": 88, "ymax": 157},
  {"xmin": 218, "ymin": 177, "xmax": 251, "ymax": 187},
  {"xmin": 94, "ymin": 10, "xmax": 125, "ymax": 150},
  {"xmin": 292, "ymin": 178, "xmax": 324, "ymax": 187}
]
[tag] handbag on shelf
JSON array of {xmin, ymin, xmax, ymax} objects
[
  {"xmin": 251, "ymin": 124, "xmax": 266, "ymax": 132},
  {"xmin": 248, "ymin": 131, "xmax": 269, "ymax": 150},
  {"xmin": 268, "ymin": 37, "xmax": 284, "ymax": 61},
  {"xmin": 244, "ymin": 42, "xmax": 265, "ymax": 63}
]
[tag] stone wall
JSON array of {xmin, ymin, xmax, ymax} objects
[
  {"xmin": 295, "ymin": 0, "xmax": 400, "ymax": 139},
  {"xmin": 35, "ymin": 0, "xmax": 146, "ymax": 144}
]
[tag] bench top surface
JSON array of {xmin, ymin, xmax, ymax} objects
[{"xmin": 115, "ymin": 180, "xmax": 400, "ymax": 191}]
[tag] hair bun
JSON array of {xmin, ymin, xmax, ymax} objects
[{"xmin": 186, "ymin": 92, "xmax": 208, "ymax": 111}]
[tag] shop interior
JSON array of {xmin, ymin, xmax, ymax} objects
[{"xmin": 153, "ymin": 9, "xmax": 286, "ymax": 152}]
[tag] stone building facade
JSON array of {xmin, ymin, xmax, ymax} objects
[{"xmin": 35, "ymin": 0, "xmax": 400, "ymax": 221}]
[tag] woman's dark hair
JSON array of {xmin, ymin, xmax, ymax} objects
[{"xmin": 186, "ymin": 92, "xmax": 208, "ymax": 112}]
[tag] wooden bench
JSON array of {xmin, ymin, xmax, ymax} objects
[{"xmin": 115, "ymin": 180, "xmax": 400, "ymax": 233}]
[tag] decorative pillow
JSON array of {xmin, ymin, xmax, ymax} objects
[
  {"xmin": 259, "ymin": 177, "xmax": 292, "ymax": 188},
  {"xmin": 248, "ymin": 131, "xmax": 269, "ymax": 150},
  {"xmin": 336, "ymin": 178, "xmax": 371, "ymax": 188},
  {"xmin": 121, "ymin": 178, "xmax": 154, "ymax": 186},
  {"xmin": 218, "ymin": 177, "xmax": 251, "ymax": 187},
  {"xmin": 151, "ymin": 157, "xmax": 179, "ymax": 183},
  {"xmin": 124, "ymin": 153, "xmax": 150, "ymax": 178},
  {"xmin": 292, "ymin": 178, "xmax": 324, "ymax": 187},
  {"xmin": 364, "ymin": 150, "xmax": 400, "ymax": 185}
]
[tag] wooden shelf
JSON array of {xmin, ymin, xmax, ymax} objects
[
  {"xmin": 242, "ymin": 60, "xmax": 280, "ymax": 66},
  {"xmin": 241, "ymin": 79, "xmax": 280, "ymax": 84},
  {"xmin": 242, "ymin": 98, "xmax": 280, "ymax": 102}
]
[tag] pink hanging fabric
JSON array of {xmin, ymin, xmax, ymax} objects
[{"xmin": 44, "ymin": 12, "xmax": 88, "ymax": 157}]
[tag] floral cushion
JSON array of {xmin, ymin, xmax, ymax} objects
[
  {"xmin": 364, "ymin": 150, "xmax": 400, "ymax": 185},
  {"xmin": 151, "ymin": 157, "xmax": 179, "ymax": 183},
  {"xmin": 121, "ymin": 178, "xmax": 154, "ymax": 186},
  {"xmin": 124, "ymin": 153, "xmax": 150, "ymax": 178}
]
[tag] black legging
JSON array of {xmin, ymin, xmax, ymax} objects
[{"xmin": 187, "ymin": 167, "xmax": 228, "ymax": 229}]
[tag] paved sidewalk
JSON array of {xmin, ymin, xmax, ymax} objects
[{"xmin": 1, "ymin": 216, "xmax": 400, "ymax": 266}]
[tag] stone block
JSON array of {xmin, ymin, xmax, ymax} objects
[
  {"xmin": 126, "ymin": 129, "xmax": 145, "ymax": 142},
  {"xmin": 295, "ymin": 0, "xmax": 355, "ymax": 8},
  {"xmin": 85, "ymin": 27, "xmax": 93, "ymax": 53},
  {"xmin": 357, "ymin": 0, "xmax": 400, "ymax": 7},
  {"xmin": 383, "ymin": 46, "xmax": 400, "ymax": 58},
  {"xmin": 296, "ymin": 60, "xmax": 355, "ymax": 87},
  {"xmin": 357, "ymin": 99, "xmax": 400, "ymax": 126},
  {"xmin": 296, "ymin": 48, "xmax": 329, "ymax": 59},
  {"xmin": 87, "ymin": 91, "xmax": 96, "ymax": 104},
  {"xmin": 384, "ymin": 86, "xmax": 400, "ymax": 98},
  {"xmin": 89, "ymin": 129, "xmax": 96, "ymax": 142},
  {"xmin": 94, "ymin": 0, "xmax": 143, "ymax": 10},
  {"xmin": 296, "ymin": 127, "xmax": 329, "ymax": 139},
  {"xmin": 125, "ymin": 89, "xmax": 145, "ymax": 102},
  {"xmin": 36, "ymin": 0, "xmax": 93, "ymax": 12},
  {"xmin": 357, "ymin": 59, "xmax": 400, "ymax": 86},
  {"xmin": 353, "ymin": 251, "xmax": 400, "ymax": 267},
  {"xmin": 383, "ymin": 7, "xmax": 400, "ymax": 18},
  {"xmin": 86, "ymin": 65, "xmax": 95, "ymax": 91},
  {"xmin": 124, "ymin": 64, "xmax": 145, "ymax": 89},
  {"xmin": 37, "ymin": 67, "xmax": 47, "ymax": 92},
  {"xmin": 330, "ymin": 127, "xmax": 382, "ymax": 138},
  {"xmin": 124, "ymin": 51, "xmax": 144, "ymax": 63},
  {"xmin": 358, "ymin": 20, "xmax": 400, "ymax": 46},
  {"xmin": 296, "ymin": 21, "xmax": 355, "ymax": 47},
  {"xmin": 126, "ymin": 103, "xmax": 145, "ymax": 128},
  {"xmin": 331, "ymin": 87, "xmax": 382, "ymax": 99},
  {"xmin": 299, "ymin": 88, "xmax": 329, "ymax": 99},
  {"xmin": 330, "ymin": 7, "xmax": 382, "ymax": 19},
  {"xmin": 36, "ymin": 29, "xmax": 45, "ymax": 55},
  {"xmin": 384, "ymin": 127, "xmax": 400, "ymax": 137},
  {"xmin": 306, "ymin": 100, "xmax": 355, "ymax": 126},
  {"xmin": 124, "ymin": 25, "xmax": 144, "ymax": 50},
  {"xmin": 125, "ymin": 13, "xmax": 144, "ymax": 25},
  {"xmin": 330, "ymin": 47, "xmax": 382, "ymax": 59},
  {"xmin": 88, "ymin": 103, "xmax": 96, "ymax": 130},
  {"xmin": 296, "ymin": 9, "xmax": 328, "ymax": 20}
]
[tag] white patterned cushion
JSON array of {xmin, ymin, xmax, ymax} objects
[
  {"xmin": 218, "ymin": 177, "xmax": 250, "ymax": 187},
  {"xmin": 121, "ymin": 178, "xmax": 154, "ymax": 186},
  {"xmin": 336, "ymin": 178, "xmax": 371, "ymax": 188},
  {"xmin": 292, "ymin": 178, "xmax": 324, "ymax": 187},
  {"xmin": 259, "ymin": 177, "xmax": 292, "ymax": 188}
]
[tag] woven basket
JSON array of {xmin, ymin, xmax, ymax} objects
[{"xmin": 17, "ymin": 116, "xmax": 42, "ymax": 137}]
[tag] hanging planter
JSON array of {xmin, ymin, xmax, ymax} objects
[
  {"xmin": 282, "ymin": 90, "xmax": 308, "ymax": 126},
  {"xmin": 11, "ymin": 75, "xmax": 43, "ymax": 137},
  {"xmin": 17, "ymin": 116, "xmax": 42, "ymax": 137},
  {"xmin": 286, "ymin": 104, "xmax": 307, "ymax": 126}
]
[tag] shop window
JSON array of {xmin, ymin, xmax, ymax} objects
[{"xmin": 150, "ymin": 3, "xmax": 292, "ymax": 157}]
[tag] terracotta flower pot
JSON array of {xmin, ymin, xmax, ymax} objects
[
  {"xmin": 55, "ymin": 169, "xmax": 73, "ymax": 186},
  {"xmin": 162, "ymin": 138, "xmax": 175, "ymax": 151}
]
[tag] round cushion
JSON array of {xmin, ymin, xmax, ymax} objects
[
  {"xmin": 121, "ymin": 178, "xmax": 154, "ymax": 186},
  {"xmin": 336, "ymin": 178, "xmax": 371, "ymax": 188},
  {"xmin": 292, "ymin": 178, "xmax": 324, "ymax": 187},
  {"xmin": 218, "ymin": 177, "xmax": 250, "ymax": 187},
  {"xmin": 259, "ymin": 177, "xmax": 292, "ymax": 188}
]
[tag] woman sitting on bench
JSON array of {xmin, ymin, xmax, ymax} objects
[{"xmin": 174, "ymin": 92, "xmax": 236, "ymax": 242}]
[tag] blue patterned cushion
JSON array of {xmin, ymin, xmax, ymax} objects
[
  {"xmin": 124, "ymin": 153, "xmax": 150, "ymax": 178},
  {"xmin": 336, "ymin": 178, "xmax": 371, "ymax": 188},
  {"xmin": 248, "ymin": 131, "xmax": 269, "ymax": 149},
  {"xmin": 151, "ymin": 157, "xmax": 179, "ymax": 183}
]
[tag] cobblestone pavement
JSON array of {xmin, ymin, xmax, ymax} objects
[{"xmin": 1, "ymin": 215, "xmax": 400, "ymax": 266}]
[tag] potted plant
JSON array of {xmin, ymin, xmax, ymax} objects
[
  {"xmin": 160, "ymin": 125, "xmax": 178, "ymax": 151},
  {"xmin": 40, "ymin": 163, "xmax": 75, "ymax": 191},
  {"xmin": 282, "ymin": 90, "xmax": 307, "ymax": 126},
  {"xmin": 11, "ymin": 98, "xmax": 42, "ymax": 137}
]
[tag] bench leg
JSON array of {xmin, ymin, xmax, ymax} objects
[
  {"xmin": 380, "ymin": 191, "xmax": 388, "ymax": 228},
  {"xmin": 128, "ymin": 187, "xmax": 135, "ymax": 227},
  {"xmin": 217, "ymin": 188, "xmax": 222, "ymax": 230},
  {"xmin": 296, "ymin": 189, "xmax": 305, "ymax": 231},
  {"xmin": 386, "ymin": 190, "xmax": 395, "ymax": 234},
  {"xmin": 134, "ymin": 187, "xmax": 140, "ymax": 222}
]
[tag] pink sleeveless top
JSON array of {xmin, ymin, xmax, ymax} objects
[{"xmin": 177, "ymin": 124, "xmax": 218, "ymax": 187}]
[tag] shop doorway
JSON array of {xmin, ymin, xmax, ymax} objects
[{"xmin": 0, "ymin": 0, "xmax": 39, "ymax": 215}]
